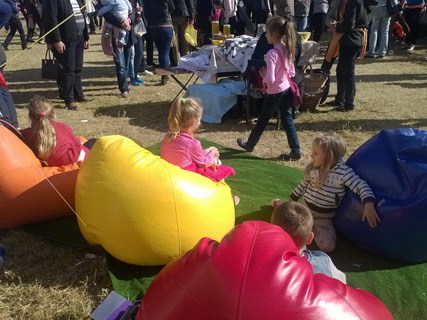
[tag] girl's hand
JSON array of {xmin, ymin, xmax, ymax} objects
[
  {"xmin": 259, "ymin": 66, "xmax": 266, "ymax": 78},
  {"xmin": 206, "ymin": 146, "xmax": 219, "ymax": 158},
  {"xmin": 362, "ymin": 202, "xmax": 380, "ymax": 228}
]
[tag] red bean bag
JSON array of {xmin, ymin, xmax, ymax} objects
[
  {"xmin": 0, "ymin": 120, "xmax": 80, "ymax": 228},
  {"xmin": 137, "ymin": 221, "xmax": 393, "ymax": 320}
]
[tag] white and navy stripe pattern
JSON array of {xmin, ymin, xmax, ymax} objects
[
  {"xmin": 291, "ymin": 161, "xmax": 376, "ymax": 218},
  {"xmin": 69, "ymin": 0, "xmax": 85, "ymax": 35}
]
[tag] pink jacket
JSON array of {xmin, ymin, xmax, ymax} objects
[
  {"xmin": 160, "ymin": 133, "xmax": 215, "ymax": 169},
  {"xmin": 261, "ymin": 42, "xmax": 295, "ymax": 95}
]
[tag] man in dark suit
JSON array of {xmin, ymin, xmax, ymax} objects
[{"xmin": 42, "ymin": 0, "xmax": 90, "ymax": 110}]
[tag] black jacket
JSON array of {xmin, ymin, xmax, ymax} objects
[
  {"xmin": 172, "ymin": 0, "xmax": 195, "ymax": 19},
  {"xmin": 336, "ymin": 0, "xmax": 368, "ymax": 47},
  {"xmin": 142, "ymin": 0, "xmax": 175, "ymax": 26},
  {"xmin": 42, "ymin": 0, "xmax": 89, "ymax": 44}
]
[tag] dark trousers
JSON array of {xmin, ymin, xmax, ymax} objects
[
  {"xmin": 404, "ymin": 8, "xmax": 422, "ymax": 45},
  {"xmin": 311, "ymin": 12, "xmax": 326, "ymax": 43},
  {"xmin": 53, "ymin": 34, "xmax": 85, "ymax": 104},
  {"xmin": 3, "ymin": 16, "xmax": 27, "ymax": 49},
  {"xmin": 335, "ymin": 43, "xmax": 361, "ymax": 107},
  {"xmin": 247, "ymin": 89, "xmax": 300, "ymax": 155},
  {"xmin": 144, "ymin": 33, "xmax": 154, "ymax": 66}
]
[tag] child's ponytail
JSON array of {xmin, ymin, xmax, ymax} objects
[
  {"xmin": 282, "ymin": 19, "xmax": 295, "ymax": 64},
  {"xmin": 265, "ymin": 16, "xmax": 296, "ymax": 66},
  {"xmin": 28, "ymin": 95, "xmax": 56, "ymax": 160},
  {"xmin": 166, "ymin": 97, "xmax": 203, "ymax": 142}
]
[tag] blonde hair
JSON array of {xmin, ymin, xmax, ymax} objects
[
  {"xmin": 28, "ymin": 95, "xmax": 56, "ymax": 160},
  {"xmin": 271, "ymin": 201, "xmax": 313, "ymax": 249},
  {"xmin": 265, "ymin": 16, "xmax": 296, "ymax": 64},
  {"xmin": 306, "ymin": 133, "xmax": 347, "ymax": 188},
  {"xmin": 165, "ymin": 97, "xmax": 202, "ymax": 142}
]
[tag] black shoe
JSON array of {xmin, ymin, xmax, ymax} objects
[
  {"xmin": 65, "ymin": 102, "xmax": 78, "ymax": 110},
  {"xmin": 325, "ymin": 100, "xmax": 343, "ymax": 107},
  {"xmin": 334, "ymin": 105, "xmax": 354, "ymax": 112},
  {"xmin": 76, "ymin": 96, "xmax": 94, "ymax": 103},
  {"xmin": 292, "ymin": 110, "xmax": 300, "ymax": 119},
  {"xmin": 279, "ymin": 152, "xmax": 301, "ymax": 161},
  {"xmin": 237, "ymin": 138, "xmax": 254, "ymax": 152}
]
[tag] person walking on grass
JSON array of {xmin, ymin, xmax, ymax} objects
[
  {"xmin": 237, "ymin": 16, "xmax": 301, "ymax": 161},
  {"xmin": 2, "ymin": 0, "xmax": 27, "ymax": 50}
]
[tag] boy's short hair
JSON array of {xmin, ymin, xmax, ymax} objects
[
  {"xmin": 213, "ymin": 0, "xmax": 223, "ymax": 6},
  {"xmin": 271, "ymin": 201, "xmax": 313, "ymax": 248}
]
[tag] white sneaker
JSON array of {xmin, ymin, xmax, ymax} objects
[
  {"xmin": 407, "ymin": 45, "xmax": 415, "ymax": 52},
  {"xmin": 141, "ymin": 70, "xmax": 154, "ymax": 76}
]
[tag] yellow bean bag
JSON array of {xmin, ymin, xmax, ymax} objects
[{"xmin": 75, "ymin": 135, "xmax": 235, "ymax": 266}]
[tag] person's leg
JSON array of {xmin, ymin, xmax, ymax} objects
[
  {"xmin": 128, "ymin": 44, "xmax": 136, "ymax": 81},
  {"xmin": 145, "ymin": 33, "xmax": 154, "ymax": 66},
  {"xmin": 177, "ymin": 16, "xmax": 189, "ymax": 57},
  {"xmin": 334, "ymin": 47, "xmax": 346, "ymax": 106},
  {"xmin": 53, "ymin": 38, "xmax": 78, "ymax": 106},
  {"xmin": 229, "ymin": 16, "xmax": 237, "ymax": 35},
  {"xmin": 150, "ymin": 26, "xmax": 173, "ymax": 84},
  {"xmin": 133, "ymin": 36, "xmax": 143, "ymax": 78},
  {"xmin": 338, "ymin": 44, "xmax": 361, "ymax": 109},
  {"xmin": 279, "ymin": 90, "xmax": 301, "ymax": 157},
  {"xmin": 378, "ymin": 7, "xmax": 391, "ymax": 57},
  {"xmin": 73, "ymin": 34, "xmax": 85, "ymax": 101},
  {"xmin": 367, "ymin": 9, "xmax": 380, "ymax": 55},
  {"xmin": 312, "ymin": 217, "xmax": 336, "ymax": 253},
  {"xmin": 404, "ymin": 8, "xmax": 421, "ymax": 47},
  {"xmin": 15, "ymin": 17, "xmax": 27, "ymax": 49},
  {"xmin": 113, "ymin": 40, "xmax": 130, "ymax": 94},
  {"xmin": 311, "ymin": 13, "xmax": 322, "ymax": 42},
  {"xmin": 246, "ymin": 93, "xmax": 283, "ymax": 149},
  {"xmin": 2, "ymin": 17, "xmax": 18, "ymax": 49}
]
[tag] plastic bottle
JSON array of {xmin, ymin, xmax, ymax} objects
[{"xmin": 0, "ymin": 245, "xmax": 5, "ymax": 268}]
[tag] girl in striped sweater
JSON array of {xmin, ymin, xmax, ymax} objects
[{"xmin": 272, "ymin": 133, "xmax": 380, "ymax": 252}]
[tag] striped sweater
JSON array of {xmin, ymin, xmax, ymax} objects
[{"xmin": 290, "ymin": 161, "xmax": 376, "ymax": 218}]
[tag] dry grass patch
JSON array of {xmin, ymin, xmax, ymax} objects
[{"xmin": 1, "ymin": 28, "xmax": 427, "ymax": 319}]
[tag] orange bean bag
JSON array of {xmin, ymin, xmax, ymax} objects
[{"xmin": 0, "ymin": 121, "xmax": 80, "ymax": 228}]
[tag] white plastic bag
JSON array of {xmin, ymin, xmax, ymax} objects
[{"xmin": 134, "ymin": 20, "xmax": 147, "ymax": 37}]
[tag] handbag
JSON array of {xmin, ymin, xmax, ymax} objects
[
  {"xmin": 274, "ymin": 48, "xmax": 302, "ymax": 108},
  {"xmin": 184, "ymin": 24, "xmax": 197, "ymax": 47},
  {"xmin": 134, "ymin": 20, "xmax": 147, "ymax": 37},
  {"xmin": 41, "ymin": 49, "xmax": 58, "ymax": 80}
]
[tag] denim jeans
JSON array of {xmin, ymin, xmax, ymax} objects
[
  {"xmin": 149, "ymin": 26, "xmax": 173, "ymax": 69},
  {"xmin": 294, "ymin": 16, "xmax": 308, "ymax": 32},
  {"xmin": 128, "ymin": 45, "xmax": 136, "ymax": 81},
  {"xmin": 113, "ymin": 33, "xmax": 132, "ymax": 93},
  {"xmin": 367, "ymin": 6, "xmax": 391, "ymax": 56},
  {"xmin": 0, "ymin": 87, "xmax": 18, "ymax": 128},
  {"xmin": 247, "ymin": 89, "xmax": 300, "ymax": 155}
]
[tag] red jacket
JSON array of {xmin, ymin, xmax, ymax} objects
[{"xmin": 21, "ymin": 121, "xmax": 88, "ymax": 166}]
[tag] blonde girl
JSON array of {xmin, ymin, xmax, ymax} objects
[
  {"xmin": 160, "ymin": 96, "xmax": 235, "ymax": 182},
  {"xmin": 273, "ymin": 133, "xmax": 380, "ymax": 252},
  {"xmin": 21, "ymin": 95, "xmax": 89, "ymax": 166},
  {"xmin": 237, "ymin": 16, "xmax": 301, "ymax": 161}
]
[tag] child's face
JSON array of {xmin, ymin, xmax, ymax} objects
[
  {"xmin": 190, "ymin": 114, "xmax": 202, "ymax": 133},
  {"xmin": 266, "ymin": 29, "xmax": 278, "ymax": 44},
  {"xmin": 311, "ymin": 143, "xmax": 326, "ymax": 168}
]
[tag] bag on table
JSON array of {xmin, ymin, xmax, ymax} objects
[{"xmin": 41, "ymin": 49, "xmax": 58, "ymax": 80}]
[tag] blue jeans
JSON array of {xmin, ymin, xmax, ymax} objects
[
  {"xmin": 247, "ymin": 90, "xmax": 300, "ymax": 155},
  {"xmin": 368, "ymin": 6, "xmax": 391, "ymax": 56},
  {"xmin": 149, "ymin": 26, "xmax": 173, "ymax": 68},
  {"xmin": 113, "ymin": 33, "xmax": 132, "ymax": 93},
  {"xmin": 294, "ymin": 16, "xmax": 308, "ymax": 32}
]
